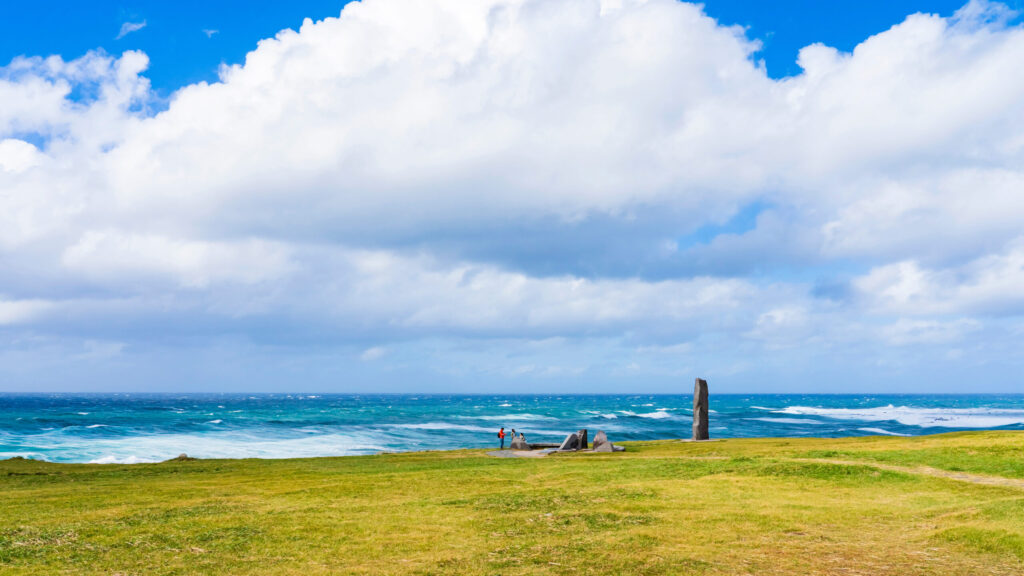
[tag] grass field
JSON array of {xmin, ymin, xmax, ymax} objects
[{"xmin": 3, "ymin": 431, "xmax": 1024, "ymax": 575}]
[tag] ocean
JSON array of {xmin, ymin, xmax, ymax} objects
[{"xmin": 2, "ymin": 393, "xmax": 1023, "ymax": 464}]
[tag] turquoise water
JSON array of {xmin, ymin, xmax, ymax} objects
[{"xmin": 2, "ymin": 393, "xmax": 1024, "ymax": 463}]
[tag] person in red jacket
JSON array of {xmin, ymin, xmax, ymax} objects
[{"xmin": 498, "ymin": 427, "xmax": 506, "ymax": 450}]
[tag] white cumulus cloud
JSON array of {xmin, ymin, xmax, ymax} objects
[{"xmin": 0, "ymin": 0, "xmax": 1022, "ymax": 391}]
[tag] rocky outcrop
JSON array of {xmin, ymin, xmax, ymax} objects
[
  {"xmin": 510, "ymin": 434, "xmax": 529, "ymax": 450},
  {"xmin": 591, "ymin": 430, "xmax": 623, "ymax": 452},
  {"xmin": 693, "ymin": 377, "xmax": 709, "ymax": 441},
  {"xmin": 577, "ymin": 429, "xmax": 588, "ymax": 450},
  {"xmin": 558, "ymin": 432, "xmax": 580, "ymax": 451}
]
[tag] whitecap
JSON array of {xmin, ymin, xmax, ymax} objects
[
  {"xmin": 77, "ymin": 412, "xmax": 89, "ymax": 415},
  {"xmin": 90, "ymin": 455, "xmax": 153, "ymax": 464},
  {"xmin": 65, "ymin": 431, "xmax": 394, "ymax": 463},
  {"xmin": 777, "ymin": 405, "xmax": 1024, "ymax": 428},
  {"xmin": 858, "ymin": 427, "xmax": 910, "ymax": 437},
  {"xmin": 86, "ymin": 424, "xmax": 107, "ymax": 429},
  {"xmin": 746, "ymin": 417, "xmax": 827, "ymax": 425},
  {"xmin": 466, "ymin": 414, "xmax": 556, "ymax": 421},
  {"xmin": 388, "ymin": 422, "xmax": 493, "ymax": 433},
  {"xmin": 1, "ymin": 452, "xmax": 47, "ymax": 460},
  {"xmin": 207, "ymin": 419, "xmax": 223, "ymax": 424},
  {"xmin": 618, "ymin": 410, "xmax": 673, "ymax": 420}
]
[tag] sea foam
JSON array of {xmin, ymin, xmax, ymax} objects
[
  {"xmin": 77, "ymin": 431, "xmax": 393, "ymax": 464},
  {"xmin": 467, "ymin": 414, "xmax": 556, "ymax": 421},
  {"xmin": 618, "ymin": 410, "xmax": 674, "ymax": 420},
  {"xmin": 857, "ymin": 427, "xmax": 910, "ymax": 437},
  {"xmin": 747, "ymin": 417, "xmax": 827, "ymax": 425},
  {"xmin": 777, "ymin": 405, "xmax": 1024, "ymax": 428}
]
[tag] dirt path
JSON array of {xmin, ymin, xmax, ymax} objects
[{"xmin": 792, "ymin": 457, "xmax": 1024, "ymax": 490}]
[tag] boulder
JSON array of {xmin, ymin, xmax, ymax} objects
[
  {"xmin": 510, "ymin": 434, "xmax": 529, "ymax": 450},
  {"xmin": 577, "ymin": 429, "xmax": 588, "ymax": 450},
  {"xmin": 558, "ymin": 432, "xmax": 580, "ymax": 451},
  {"xmin": 592, "ymin": 430, "xmax": 609, "ymax": 450},
  {"xmin": 593, "ymin": 441, "xmax": 613, "ymax": 452},
  {"xmin": 693, "ymin": 377, "xmax": 710, "ymax": 441}
]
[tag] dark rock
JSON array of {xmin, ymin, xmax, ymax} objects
[
  {"xmin": 693, "ymin": 377, "xmax": 709, "ymax": 441},
  {"xmin": 558, "ymin": 432, "xmax": 579, "ymax": 451},
  {"xmin": 577, "ymin": 429, "xmax": 588, "ymax": 450},
  {"xmin": 592, "ymin": 430, "xmax": 609, "ymax": 450},
  {"xmin": 510, "ymin": 434, "xmax": 529, "ymax": 450}
]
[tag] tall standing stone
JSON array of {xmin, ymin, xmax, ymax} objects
[
  {"xmin": 577, "ymin": 429, "xmax": 588, "ymax": 450},
  {"xmin": 693, "ymin": 378, "xmax": 709, "ymax": 440}
]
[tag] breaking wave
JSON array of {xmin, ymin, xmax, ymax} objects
[
  {"xmin": 388, "ymin": 422, "xmax": 494, "ymax": 433},
  {"xmin": 777, "ymin": 405, "xmax": 1024, "ymax": 428},
  {"xmin": 618, "ymin": 410, "xmax": 674, "ymax": 420},
  {"xmin": 465, "ymin": 414, "xmax": 556, "ymax": 421},
  {"xmin": 747, "ymin": 417, "xmax": 827, "ymax": 425},
  {"xmin": 857, "ymin": 427, "xmax": 911, "ymax": 437}
]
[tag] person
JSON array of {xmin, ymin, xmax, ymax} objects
[{"xmin": 498, "ymin": 427, "xmax": 506, "ymax": 450}]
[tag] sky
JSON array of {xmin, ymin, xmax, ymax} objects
[{"xmin": 1, "ymin": 0, "xmax": 1023, "ymax": 393}]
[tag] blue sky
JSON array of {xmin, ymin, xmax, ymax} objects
[
  {"xmin": 1, "ymin": 0, "xmax": 1023, "ymax": 393},
  {"xmin": 0, "ymin": 0, "xmax": 999, "ymax": 91}
]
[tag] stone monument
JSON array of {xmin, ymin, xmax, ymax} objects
[
  {"xmin": 558, "ymin": 432, "xmax": 580, "ymax": 451},
  {"xmin": 692, "ymin": 377, "xmax": 709, "ymax": 440}
]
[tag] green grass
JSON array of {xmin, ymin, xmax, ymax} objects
[{"xmin": 2, "ymin": 431, "xmax": 1024, "ymax": 574}]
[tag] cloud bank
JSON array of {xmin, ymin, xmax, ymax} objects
[{"xmin": 1, "ymin": 0, "xmax": 1022, "ymax": 392}]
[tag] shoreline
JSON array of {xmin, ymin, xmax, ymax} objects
[
  {"xmin": 6, "ymin": 429, "xmax": 1022, "ymax": 466},
  {"xmin": 6, "ymin": 394, "xmax": 1024, "ymax": 464}
]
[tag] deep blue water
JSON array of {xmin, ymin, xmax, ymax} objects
[{"xmin": 2, "ymin": 394, "xmax": 1024, "ymax": 463}]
